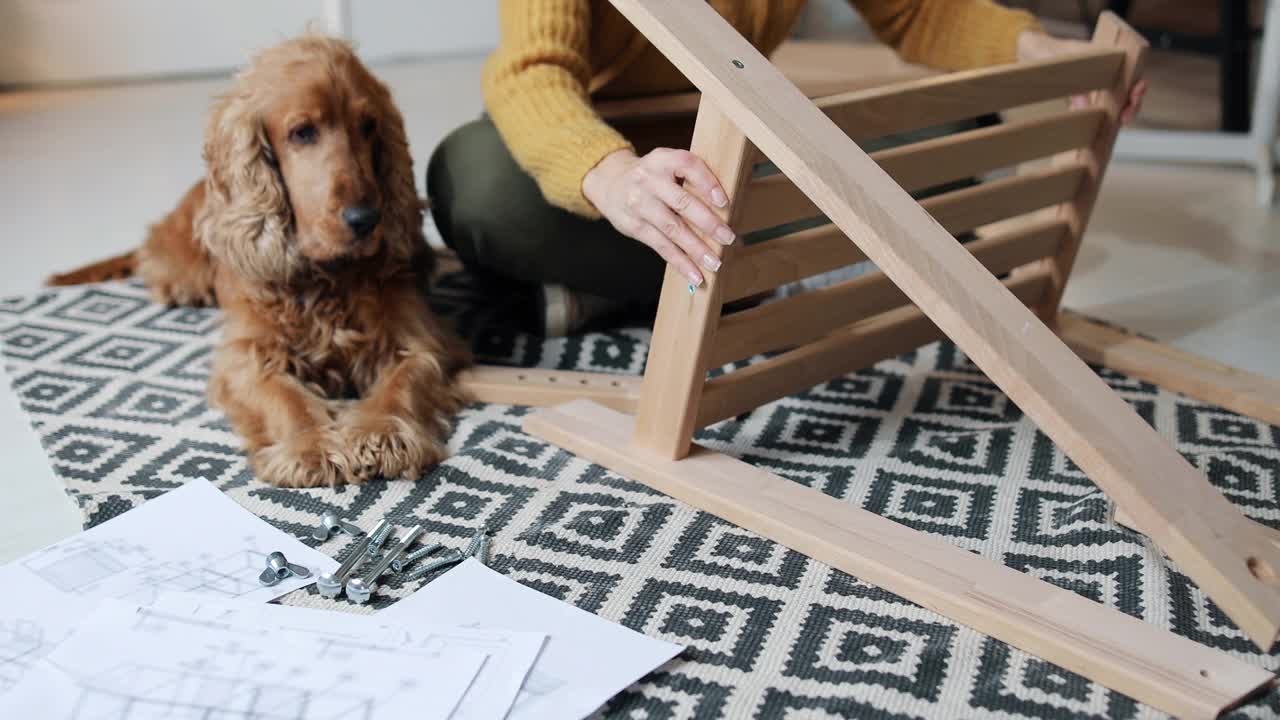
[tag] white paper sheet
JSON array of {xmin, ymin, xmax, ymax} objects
[
  {"xmin": 380, "ymin": 559, "xmax": 685, "ymax": 720},
  {"xmin": 0, "ymin": 479, "xmax": 337, "ymax": 702},
  {"xmin": 2, "ymin": 600, "xmax": 487, "ymax": 720},
  {"xmin": 152, "ymin": 592, "xmax": 546, "ymax": 720}
]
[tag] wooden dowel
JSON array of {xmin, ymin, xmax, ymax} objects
[{"xmin": 710, "ymin": 219, "xmax": 1066, "ymax": 366}]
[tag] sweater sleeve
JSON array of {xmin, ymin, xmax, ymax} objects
[
  {"xmin": 482, "ymin": 0, "xmax": 635, "ymax": 218},
  {"xmin": 850, "ymin": 0, "xmax": 1042, "ymax": 72}
]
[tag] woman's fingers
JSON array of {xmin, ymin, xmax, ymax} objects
[
  {"xmin": 639, "ymin": 195, "xmax": 721, "ymax": 275},
  {"xmin": 648, "ymin": 171, "xmax": 735, "ymax": 247},
  {"xmin": 659, "ymin": 149, "xmax": 729, "ymax": 209},
  {"xmin": 1121, "ymin": 79, "xmax": 1148, "ymax": 125},
  {"xmin": 638, "ymin": 222, "xmax": 704, "ymax": 286}
]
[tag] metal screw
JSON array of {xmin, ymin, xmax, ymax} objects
[
  {"xmin": 732, "ymin": 59, "xmax": 744, "ymax": 69},
  {"xmin": 316, "ymin": 520, "xmax": 386, "ymax": 598},
  {"xmin": 472, "ymin": 535, "xmax": 492, "ymax": 566},
  {"xmin": 257, "ymin": 551, "xmax": 311, "ymax": 586},
  {"xmin": 312, "ymin": 511, "xmax": 364, "ymax": 542},
  {"xmin": 366, "ymin": 520, "xmax": 396, "ymax": 559},
  {"xmin": 392, "ymin": 543, "xmax": 443, "ymax": 573},
  {"xmin": 403, "ymin": 548, "xmax": 465, "ymax": 582},
  {"xmin": 463, "ymin": 527, "xmax": 488, "ymax": 557},
  {"xmin": 347, "ymin": 525, "xmax": 425, "ymax": 604}
]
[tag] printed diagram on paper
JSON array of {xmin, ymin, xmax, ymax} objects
[
  {"xmin": 5, "ymin": 603, "xmax": 487, "ymax": 720},
  {"xmin": 0, "ymin": 620, "xmax": 48, "ymax": 693},
  {"xmin": 154, "ymin": 593, "xmax": 548, "ymax": 720},
  {"xmin": 0, "ymin": 479, "xmax": 338, "ymax": 707},
  {"xmin": 22, "ymin": 536, "xmax": 285, "ymax": 606},
  {"xmin": 66, "ymin": 644, "xmax": 381, "ymax": 720}
]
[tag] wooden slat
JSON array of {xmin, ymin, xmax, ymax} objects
[
  {"xmin": 1057, "ymin": 310, "xmax": 1280, "ymax": 426},
  {"xmin": 871, "ymin": 108, "xmax": 1104, "ymax": 196},
  {"xmin": 697, "ymin": 270, "xmax": 1049, "ymax": 428},
  {"xmin": 596, "ymin": 40, "xmax": 934, "ymax": 122},
  {"xmin": 610, "ymin": 0, "xmax": 1280, "ymax": 652},
  {"xmin": 710, "ymin": 219, "xmax": 1066, "ymax": 366},
  {"xmin": 458, "ymin": 366, "xmax": 640, "ymax": 414},
  {"xmin": 817, "ymin": 49, "xmax": 1122, "ymax": 143},
  {"xmin": 722, "ymin": 224, "xmax": 863, "ymax": 302},
  {"xmin": 631, "ymin": 102, "xmax": 753, "ymax": 460},
  {"xmin": 738, "ymin": 160, "xmax": 1087, "ymax": 236},
  {"xmin": 924, "ymin": 163, "xmax": 1087, "ymax": 236},
  {"xmin": 524, "ymin": 399, "xmax": 1276, "ymax": 720}
]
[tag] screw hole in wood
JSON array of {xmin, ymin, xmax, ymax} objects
[{"xmin": 1247, "ymin": 556, "xmax": 1278, "ymax": 584}]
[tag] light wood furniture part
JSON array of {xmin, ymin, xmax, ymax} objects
[{"xmin": 459, "ymin": 2, "xmax": 1280, "ymax": 715}]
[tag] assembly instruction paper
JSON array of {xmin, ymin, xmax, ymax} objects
[
  {"xmin": 381, "ymin": 558, "xmax": 685, "ymax": 720},
  {"xmin": 153, "ymin": 592, "xmax": 547, "ymax": 720},
  {"xmin": 0, "ymin": 478, "xmax": 337, "ymax": 703},
  {"xmin": 2, "ymin": 599, "xmax": 486, "ymax": 719}
]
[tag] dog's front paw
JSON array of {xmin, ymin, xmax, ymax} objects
[
  {"xmin": 252, "ymin": 428, "xmax": 358, "ymax": 487},
  {"xmin": 340, "ymin": 412, "xmax": 447, "ymax": 481}
]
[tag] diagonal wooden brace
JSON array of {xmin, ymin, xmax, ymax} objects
[{"xmin": 604, "ymin": 0, "xmax": 1280, "ymax": 651}]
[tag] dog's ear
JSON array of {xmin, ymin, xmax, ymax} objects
[
  {"xmin": 370, "ymin": 81, "xmax": 428, "ymax": 274},
  {"xmin": 196, "ymin": 88, "xmax": 297, "ymax": 284}
]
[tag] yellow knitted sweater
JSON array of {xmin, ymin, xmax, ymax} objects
[{"xmin": 482, "ymin": 0, "xmax": 1041, "ymax": 218}]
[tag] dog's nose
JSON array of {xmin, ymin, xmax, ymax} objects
[{"xmin": 342, "ymin": 206, "xmax": 381, "ymax": 238}]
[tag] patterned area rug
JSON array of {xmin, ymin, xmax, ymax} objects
[{"xmin": 2, "ymin": 272, "xmax": 1278, "ymax": 719}]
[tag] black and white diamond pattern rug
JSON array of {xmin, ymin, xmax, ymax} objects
[{"xmin": 2, "ymin": 275, "xmax": 1278, "ymax": 719}]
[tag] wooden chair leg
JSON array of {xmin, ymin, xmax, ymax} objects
[
  {"xmin": 630, "ymin": 101, "xmax": 755, "ymax": 459},
  {"xmin": 1040, "ymin": 11, "xmax": 1148, "ymax": 323}
]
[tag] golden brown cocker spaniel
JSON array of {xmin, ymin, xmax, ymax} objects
[{"xmin": 55, "ymin": 36, "xmax": 471, "ymax": 487}]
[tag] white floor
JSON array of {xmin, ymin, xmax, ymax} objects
[{"xmin": 1, "ymin": 53, "xmax": 1277, "ymax": 563}]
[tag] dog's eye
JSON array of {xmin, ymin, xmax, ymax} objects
[
  {"xmin": 359, "ymin": 116, "xmax": 377, "ymax": 138},
  {"xmin": 288, "ymin": 123, "xmax": 318, "ymax": 145}
]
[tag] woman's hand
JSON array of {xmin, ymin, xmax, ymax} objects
[
  {"xmin": 583, "ymin": 147, "xmax": 736, "ymax": 288},
  {"xmin": 1016, "ymin": 30, "xmax": 1147, "ymax": 125}
]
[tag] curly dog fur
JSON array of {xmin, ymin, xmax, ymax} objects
[{"xmin": 126, "ymin": 35, "xmax": 469, "ymax": 487}]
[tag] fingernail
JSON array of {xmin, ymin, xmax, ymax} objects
[
  {"xmin": 687, "ymin": 271, "xmax": 703, "ymax": 287},
  {"xmin": 715, "ymin": 227, "xmax": 735, "ymax": 245},
  {"xmin": 711, "ymin": 188, "xmax": 728, "ymax": 207},
  {"xmin": 702, "ymin": 254, "xmax": 720, "ymax": 271}
]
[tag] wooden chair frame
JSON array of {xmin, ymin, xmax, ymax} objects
[{"xmin": 461, "ymin": 2, "xmax": 1280, "ymax": 715}]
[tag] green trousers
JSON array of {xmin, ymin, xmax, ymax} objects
[{"xmin": 426, "ymin": 114, "xmax": 991, "ymax": 304}]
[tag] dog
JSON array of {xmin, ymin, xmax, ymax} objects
[{"xmin": 50, "ymin": 35, "xmax": 470, "ymax": 488}]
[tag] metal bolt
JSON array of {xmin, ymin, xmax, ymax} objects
[
  {"xmin": 366, "ymin": 520, "xmax": 396, "ymax": 559},
  {"xmin": 403, "ymin": 548, "xmax": 465, "ymax": 582},
  {"xmin": 316, "ymin": 520, "xmax": 386, "ymax": 598},
  {"xmin": 312, "ymin": 511, "xmax": 364, "ymax": 542},
  {"xmin": 346, "ymin": 525, "xmax": 424, "ymax": 605},
  {"xmin": 392, "ymin": 543, "xmax": 443, "ymax": 573}
]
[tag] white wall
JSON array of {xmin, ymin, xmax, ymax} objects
[{"xmin": 0, "ymin": 1, "xmax": 498, "ymax": 87}]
